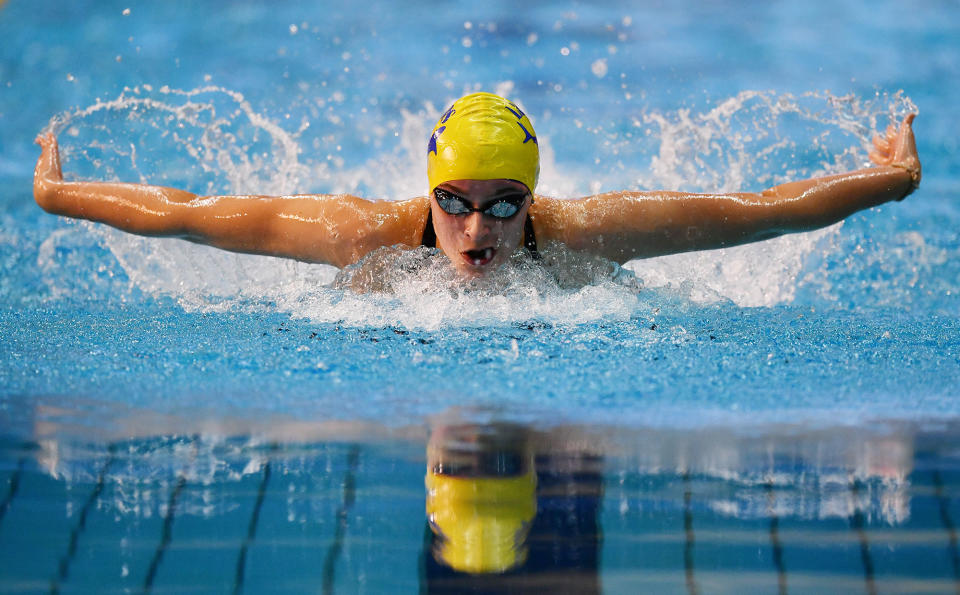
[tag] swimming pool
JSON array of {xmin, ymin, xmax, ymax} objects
[{"xmin": 2, "ymin": 0, "xmax": 959, "ymax": 591}]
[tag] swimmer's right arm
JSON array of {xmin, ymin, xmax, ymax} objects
[{"xmin": 34, "ymin": 133, "xmax": 430, "ymax": 267}]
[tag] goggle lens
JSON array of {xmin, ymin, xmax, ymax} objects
[{"xmin": 434, "ymin": 188, "xmax": 527, "ymax": 219}]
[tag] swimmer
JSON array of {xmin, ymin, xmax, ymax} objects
[
  {"xmin": 33, "ymin": 92, "xmax": 921, "ymax": 278},
  {"xmin": 424, "ymin": 421, "xmax": 602, "ymax": 585}
]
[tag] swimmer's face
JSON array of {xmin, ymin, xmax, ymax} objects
[{"xmin": 430, "ymin": 179, "xmax": 532, "ymax": 277}]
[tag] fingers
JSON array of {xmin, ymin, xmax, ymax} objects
[
  {"xmin": 34, "ymin": 131, "xmax": 63, "ymax": 183},
  {"xmin": 893, "ymin": 114, "xmax": 917, "ymax": 151},
  {"xmin": 875, "ymin": 113, "xmax": 921, "ymax": 194},
  {"xmin": 894, "ymin": 114, "xmax": 916, "ymax": 148},
  {"xmin": 34, "ymin": 131, "xmax": 57, "ymax": 147},
  {"xmin": 899, "ymin": 114, "xmax": 917, "ymax": 146},
  {"xmin": 897, "ymin": 113, "xmax": 920, "ymax": 188},
  {"xmin": 869, "ymin": 113, "xmax": 919, "ymax": 169},
  {"xmin": 870, "ymin": 127, "xmax": 893, "ymax": 165},
  {"xmin": 873, "ymin": 122, "xmax": 898, "ymax": 146},
  {"xmin": 873, "ymin": 134, "xmax": 890, "ymax": 153}
]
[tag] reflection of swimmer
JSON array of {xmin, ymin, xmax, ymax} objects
[
  {"xmin": 425, "ymin": 424, "xmax": 537, "ymax": 575},
  {"xmin": 423, "ymin": 423, "xmax": 602, "ymax": 593},
  {"xmin": 34, "ymin": 93, "xmax": 921, "ymax": 279}
]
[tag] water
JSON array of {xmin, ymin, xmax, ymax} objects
[{"xmin": 2, "ymin": 0, "xmax": 960, "ymax": 592}]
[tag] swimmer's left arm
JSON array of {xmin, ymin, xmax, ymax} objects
[{"xmin": 533, "ymin": 114, "xmax": 920, "ymax": 263}]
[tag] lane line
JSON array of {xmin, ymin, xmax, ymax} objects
[
  {"xmin": 143, "ymin": 473, "xmax": 188, "ymax": 592},
  {"xmin": 0, "ymin": 457, "xmax": 25, "ymax": 530},
  {"xmin": 50, "ymin": 445, "xmax": 117, "ymax": 594},
  {"xmin": 232, "ymin": 452, "xmax": 274, "ymax": 595},
  {"xmin": 849, "ymin": 478, "xmax": 877, "ymax": 595},
  {"xmin": 683, "ymin": 472, "xmax": 699, "ymax": 595},
  {"xmin": 765, "ymin": 480, "xmax": 788, "ymax": 595},
  {"xmin": 322, "ymin": 445, "xmax": 361, "ymax": 595}
]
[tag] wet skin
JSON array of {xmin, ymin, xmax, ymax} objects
[
  {"xmin": 33, "ymin": 115, "xmax": 920, "ymax": 273},
  {"xmin": 429, "ymin": 179, "xmax": 532, "ymax": 277}
]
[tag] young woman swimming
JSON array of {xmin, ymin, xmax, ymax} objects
[{"xmin": 33, "ymin": 92, "xmax": 921, "ymax": 278}]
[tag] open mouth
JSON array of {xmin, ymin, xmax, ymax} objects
[{"xmin": 462, "ymin": 247, "xmax": 495, "ymax": 267}]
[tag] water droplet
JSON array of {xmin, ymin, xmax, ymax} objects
[{"xmin": 591, "ymin": 59, "xmax": 608, "ymax": 78}]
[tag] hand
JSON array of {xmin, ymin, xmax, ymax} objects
[
  {"xmin": 868, "ymin": 114, "xmax": 921, "ymax": 198},
  {"xmin": 34, "ymin": 132, "xmax": 65, "ymax": 212},
  {"xmin": 34, "ymin": 132, "xmax": 63, "ymax": 183}
]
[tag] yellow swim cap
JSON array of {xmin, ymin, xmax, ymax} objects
[
  {"xmin": 427, "ymin": 92, "xmax": 539, "ymax": 194},
  {"xmin": 425, "ymin": 468, "xmax": 537, "ymax": 574}
]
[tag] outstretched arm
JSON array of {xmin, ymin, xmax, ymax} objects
[
  {"xmin": 532, "ymin": 114, "xmax": 921, "ymax": 263},
  {"xmin": 34, "ymin": 133, "xmax": 429, "ymax": 267}
]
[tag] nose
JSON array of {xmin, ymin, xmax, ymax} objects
[{"xmin": 463, "ymin": 212, "xmax": 490, "ymax": 238}]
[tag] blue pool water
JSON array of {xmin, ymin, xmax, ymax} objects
[{"xmin": 2, "ymin": 0, "xmax": 960, "ymax": 592}]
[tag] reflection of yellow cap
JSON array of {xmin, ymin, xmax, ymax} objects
[
  {"xmin": 427, "ymin": 92, "xmax": 540, "ymax": 194},
  {"xmin": 425, "ymin": 469, "xmax": 537, "ymax": 574}
]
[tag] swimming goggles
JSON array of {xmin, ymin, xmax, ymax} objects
[{"xmin": 433, "ymin": 187, "xmax": 529, "ymax": 219}]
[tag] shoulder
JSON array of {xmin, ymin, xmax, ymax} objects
[
  {"xmin": 529, "ymin": 194, "xmax": 599, "ymax": 245},
  {"xmin": 381, "ymin": 194, "xmax": 430, "ymax": 215},
  {"xmin": 528, "ymin": 195, "xmax": 567, "ymax": 243},
  {"xmin": 379, "ymin": 195, "xmax": 430, "ymax": 235},
  {"xmin": 326, "ymin": 194, "xmax": 430, "ymax": 226},
  {"xmin": 318, "ymin": 193, "xmax": 430, "ymax": 214},
  {"xmin": 527, "ymin": 191, "xmax": 666, "ymax": 253},
  {"xmin": 316, "ymin": 194, "xmax": 431, "ymax": 267},
  {"xmin": 365, "ymin": 194, "xmax": 431, "ymax": 247}
]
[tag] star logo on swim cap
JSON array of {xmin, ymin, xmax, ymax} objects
[
  {"xmin": 504, "ymin": 104, "xmax": 525, "ymax": 120},
  {"xmin": 517, "ymin": 122, "xmax": 537, "ymax": 145},
  {"xmin": 426, "ymin": 93, "xmax": 539, "ymax": 194},
  {"xmin": 427, "ymin": 126, "xmax": 446, "ymax": 155},
  {"xmin": 504, "ymin": 103, "xmax": 537, "ymax": 144}
]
